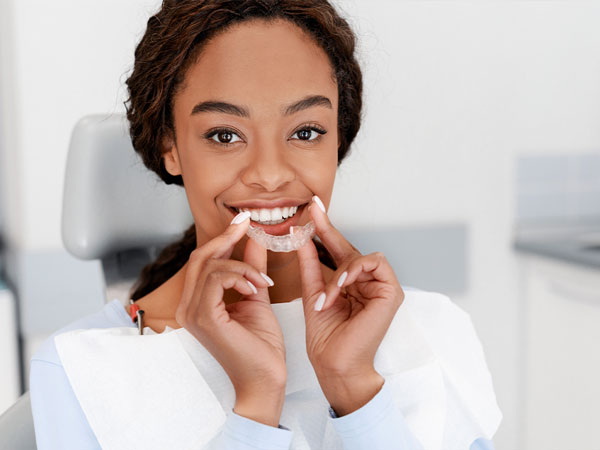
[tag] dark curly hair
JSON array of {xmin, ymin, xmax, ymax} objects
[{"xmin": 125, "ymin": 0, "xmax": 363, "ymax": 301}]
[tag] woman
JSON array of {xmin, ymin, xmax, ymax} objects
[{"xmin": 30, "ymin": 1, "xmax": 501, "ymax": 449}]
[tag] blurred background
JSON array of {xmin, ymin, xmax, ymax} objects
[{"xmin": 1, "ymin": 0, "xmax": 599, "ymax": 449}]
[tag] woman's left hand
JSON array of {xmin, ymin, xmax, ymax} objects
[{"xmin": 295, "ymin": 196, "xmax": 405, "ymax": 416}]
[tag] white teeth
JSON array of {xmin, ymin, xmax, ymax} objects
[
  {"xmin": 259, "ymin": 209, "xmax": 270, "ymax": 222},
  {"xmin": 233, "ymin": 204, "xmax": 301, "ymax": 224}
]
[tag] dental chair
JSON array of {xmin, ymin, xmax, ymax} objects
[{"xmin": 0, "ymin": 114, "xmax": 194, "ymax": 449}]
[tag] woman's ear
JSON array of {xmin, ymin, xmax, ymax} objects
[{"xmin": 162, "ymin": 134, "xmax": 182, "ymax": 176}]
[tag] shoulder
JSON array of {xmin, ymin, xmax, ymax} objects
[
  {"xmin": 30, "ymin": 299, "xmax": 132, "ymax": 367},
  {"xmin": 402, "ymin": 286, "xmax": 468, "ymax": 315},
  {"xmin": 399, "ymin": 288, "xmax": 486, "ymax": 366},
  {"xmin": 398, "ymin": 288, "xmax": 493, "ymax": 390},
  {"xmin": 400, "ymin": 288, "xmax": 503, "ymax": 435},
  {"xmin": 401, "ymin": 288, "xmax": 472, "ymax": 334}
]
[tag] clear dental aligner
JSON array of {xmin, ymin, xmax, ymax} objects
[{"xmin": 246, "ymin": 221, "xmax": 316, "ymax": 252}]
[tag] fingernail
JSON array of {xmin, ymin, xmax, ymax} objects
[
  {"xmin": 314, "ymin": 292, "xmax": 326, "ymax": 311},
  {"xmin": 260, "ymin": 272, "xmax": 274, "ymax": 286},
  {"xmin": 337, "ymin": 271, "xmax": 348, "ymax": 287},
  {"xmin": 246, "ymin": 280, "xmax": 257, "ymax": 294},
  {"xmin": 312, "ymin": 195, "xmax": 326, "ymax": 214},
  {"xmin": 231, "ymin": 210, "xmax": 251, "ymax": 225}
]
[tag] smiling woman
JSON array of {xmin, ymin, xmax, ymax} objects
[
  {"xmin": 28, "ymin": 1, "xmax": 502, "ymax": 449},
  {"xmin": 126, "ymin": 19, "xmax": 345, "ymax": 308},
  {"xmin": 125, "ymin": 3, "xmax": 361, "ymax": 306}
]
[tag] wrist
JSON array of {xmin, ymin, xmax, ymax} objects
[
  {"xmin": 234, "ymin": 387, "xmax": 286, "ymax": 427},
  {"xmin": 318, "ymin": 369, "xmax": 385, "ymax": 417}
]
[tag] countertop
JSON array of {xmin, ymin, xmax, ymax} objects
[{"xmin": 513, "ymin": 217, "xmax": 600, "ymax": 269}]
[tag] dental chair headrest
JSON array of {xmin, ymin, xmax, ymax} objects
[{"xmin": 61, "ymin": 114, "xmax": 193, "ymax": 261}]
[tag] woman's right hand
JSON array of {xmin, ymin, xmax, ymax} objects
[{"xmin": 174, "ymin": 212, "xmax": 287, "ymax": 426}]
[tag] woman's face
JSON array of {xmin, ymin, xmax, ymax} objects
[{"xmin": 163, "ymin": 18, "xmax": 339, "ymax": 267}]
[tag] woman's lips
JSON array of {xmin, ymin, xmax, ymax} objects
[{"xmin": 227, "ymin": 203, "xmax": 307, "ymax": 236}]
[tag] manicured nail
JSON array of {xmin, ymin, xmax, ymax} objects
[
  {"xmin": 312, "ymin": 195, "xmax": 326, "ymax": 214},
  {"xmin": 231, "ymin": 210, "xmax": 251, "ymax": 225},
  {"xmin": 314, "ymin": 292, "xmax": 326, "ymax": 311},
  {"xmin": 260, "ymin": 272, "xmax": 274, "ymax": 286},
  {"xmin": 337, "ymin": 271, "xmax": 348, "ymax": 287},
  {"xmin": 246, "ymin": 280, "xmax": 257, "ymax": 294}
]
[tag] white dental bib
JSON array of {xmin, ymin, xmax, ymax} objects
[{"xmin": 54, "ymin": 290, "xmax": 501, "ymax": 450}]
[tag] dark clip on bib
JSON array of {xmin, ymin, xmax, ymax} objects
[{"xmin": 128, "ymin": 299, "xmax": 145, "ymax": 335}]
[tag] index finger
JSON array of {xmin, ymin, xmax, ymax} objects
[
  {"xmin": 296, "ymin": 236, "xmax": 326, "ymax": 301},
  {"xmin": 179, "ymin": 211, "xmax": 251, "ymax": 308},
  {"xmin": 308, "ymin": 195, "xmax": 361, "ymax": 267},
  {"xmin": 208, "ymin": 210, "xmax": 252, "ymax": 259}
]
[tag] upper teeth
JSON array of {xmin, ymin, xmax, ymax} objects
[{"xmin": 233, "ymin": 205, "xmax": 299, "ymax": 222}]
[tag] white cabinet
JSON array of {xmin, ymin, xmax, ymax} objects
[
  {"xmin": 518, "ymin": 254, "xmax": 600, "ymax": 449},
  {"xmin": 0, "ymin": 287, "xmax": 19, "ymax": 415}
]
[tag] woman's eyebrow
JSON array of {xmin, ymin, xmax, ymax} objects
[
  {"xmin": 191, "ymin": 101, "xmax": 249, "ymax": 117},
  {"xmin": 190, "ymin": 95, "xmax": 332, "ymax": 117},
  {"xmin": 283, "ymin": 95, "xmax": 332, "ymax": 116}
]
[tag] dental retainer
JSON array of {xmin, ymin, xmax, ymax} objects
[{"xmin": 246, "ymin": 220, "xmax": 316, "ymax": 252}]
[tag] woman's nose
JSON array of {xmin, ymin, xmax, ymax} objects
[{"xmin": 241, "ymin": 143, "xmax": 295, "ymax": 191}]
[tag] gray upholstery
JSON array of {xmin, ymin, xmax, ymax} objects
[
  {"xmin": 62, "ymin": 114, "xmax": 193, "ymax": 261},
  {"xmin": 62, "ymin": 114, "xmax": 194, "ymax": 285},
  {"xmin": 0, "ymin": 392, "xmax": 35, "ymax": 450},
  {"xmin": 0, "ymin": 113, "xmax": 194, "ymax": 449}
]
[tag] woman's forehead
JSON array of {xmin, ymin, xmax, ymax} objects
[{"xmin": 177, "ymin": 19, "xmax": 338, "ymax": 113}]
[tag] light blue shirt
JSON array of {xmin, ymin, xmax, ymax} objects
[{"xmin": 30, "ymin": 298, "xmax": 495, "ymax": 449}]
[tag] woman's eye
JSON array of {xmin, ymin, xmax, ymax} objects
[
  {"xmin": 291, "ymin": 126, "xmax": 327, "ymax": 143},
  {"xmin": 205, "ymin": 129, "xmax": 243, "ymax": 145}
]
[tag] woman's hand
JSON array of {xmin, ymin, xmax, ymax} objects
[
  {"xmin": 174, "ymin": 211, "xmax": 286, "ymax": 426},
  {"xmin": 296, "ymin": 196, "xmax": 405, "ymax": 416}
]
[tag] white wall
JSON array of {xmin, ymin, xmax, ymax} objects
[
  {"xmin": 333, "ymin": 3, "xmax": 600, "ymax": 448},
  {"xmin": 3, "ymin": 1, "xmax": 600, "ymax": 448},
  {"xmin": 3, "ymin": 0, "xmax": 162, "ymax": 251},
  {"xmin": 0, "ymin": 0, "xmax": 22, "ymax": 250}
]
